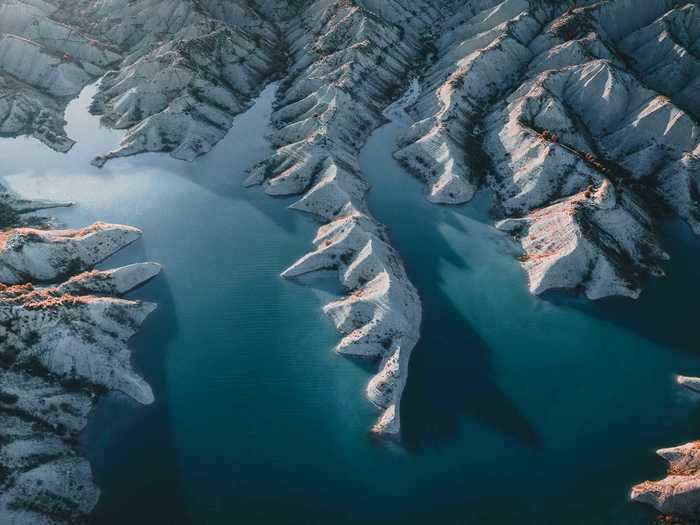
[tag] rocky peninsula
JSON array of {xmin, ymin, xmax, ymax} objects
[
  {"xmin": 0, "ymin": 182, "xmax": 159, "ymax": 524},
  {"xmin": 631, "ymin": 376, "xmax": 700, "ymax": 520}
]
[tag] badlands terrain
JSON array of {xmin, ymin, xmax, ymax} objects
[
  {"xmin": 0, "ymin": 182, "xmax": 159, "ymax": 524},
  {"xmin": 0, "ymin": 0, "xmax": 699, "ymax": 522}
]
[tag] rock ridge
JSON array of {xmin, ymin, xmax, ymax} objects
[{"xmin": 0, "ymin": 181, "xmax": 160, "ymax": 525}]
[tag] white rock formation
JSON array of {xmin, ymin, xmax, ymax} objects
[
  {"xmin": 397, "ymin": 0, "xmax": 698, "ymax": 301},
  {"xmin": 395, "ymin": 0, "xmax": 548, "ymax": 204},
  {"xmin": 620, "ymin": 3, "xmax": 700, "ymax": 120},
  {"xmin": 247, "ymin": 0, "xmax": 448, "ymax": 436},
  {"xmin": 0, "ymin": 182, "xmax": 160, "ymax": 524},
  {"xmin": 80, "ymin": 0, "xmax": 280, "ymax": 166},
  {"xmin": 0, "ymin": 222, "xmax": 143, "ymax": 284},
  {"xmin": 484, "ymin": 56, "xmax": 698, "ymax": 297},
  {"xmin": 0, "ymin": 0, "xmax": 280, "ymax": 160},
  {"xmin": 0, "ymin": 0, "xmax": 120, "ymax": 151},
  {"xmin": 496, "ymin": 179, "xmax": 668, "ymax": 299},
  {"xmin": 631, "ymin": 377, "xmax": 700, "ymax": 520},
  {"xmin": 3, "ymin": 0, "xmax": 695, "ymax": 305}
]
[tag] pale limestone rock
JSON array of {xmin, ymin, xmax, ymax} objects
[
  {"xmin": 250, "ymin": 0, "xmax": 444, "ymax": 436},
  {"xmin": 0, "ymin": 222, "xmax": 143, "ymax": 284},
  {"xmin": 630, "ymin": 377, "xmax": 700, "ymax": 519},
  {"xmin": 0, "ymin": 183, "xmax": 160, "ymax": 524}
]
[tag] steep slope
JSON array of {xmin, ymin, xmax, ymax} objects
[
  {"xmin": 631, "ymin": 377, "xmax": 700, "ymax": 520},
  {"xmin": 399, "ymin": 0, "xmax": 698, "ymax": 300},
  {"xmin": 0, "ymin": 0, "xmax": 119, "ymax": 151},
  {"xmin": 620, "ymin": 3, "xmax": 700, "ymax": 120},
  {"xmin": 487, "ymin": 58, "xmax": 697, "ymax": 297},
  {"xmin": 56, "ymin": 0, "xmax": 281, "ymax": 165},
  {"xmin": 0, "ymin": 183, "xmax": 160, "ymax": 525},
  {"xmin": 395, "ymin": 0, "xmax": 550, "ymax": 204},
  {"xmin": 246, "ymin": 0, "xmax": 447, "ymax": 436},
  {"xmin": 0, "ymin": 0, "xmax": 281, "ymax": 161}
]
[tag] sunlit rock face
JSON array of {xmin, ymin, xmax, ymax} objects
[
  {"xmin": 0, "ymin": 0, "xmax": 280, "ymax": 160},
  {"xmin": 0, "ymin": 183, "xmax": 160, "ymax": 524},
  {"xmin": 400, "ymin": 0, "xmax": 699, "ymax": 301},
  {"xmin": 630, "ymin": 377, "xmax": 700, "ymax": 520},
  {"xmin": 247, "ymin": 0, "xmax": 451, "ymax": 437}
]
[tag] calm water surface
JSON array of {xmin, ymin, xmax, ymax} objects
[{"xmin": 0, "ymin": 84, "xmax": 699, "ymax": 524}]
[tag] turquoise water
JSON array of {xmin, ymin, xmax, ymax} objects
[{"xmin": 1, "ymin": 84, "xmax": 699, "ymax": 524}]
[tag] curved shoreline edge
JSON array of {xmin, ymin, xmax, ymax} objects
[{"xmin": 0, "ymin": 184, "xmax": 160, "ymax": 524}]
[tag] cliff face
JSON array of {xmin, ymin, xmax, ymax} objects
[
  {"xmin": 631, "ymin": 378, "xmax": 700, "ymax": 520},
  {"xmin": 0, "ymin": 183, "xmax": 160, "ymax": 525},
  {"xmin": 399, "ymin": 0, "xmax": 698, "ymax": 300},
  {"xmin": 245, "ymin": 0, "xmax": 447, "ymax": 436}
]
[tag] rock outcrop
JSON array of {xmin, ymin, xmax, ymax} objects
[
  {"xmin": 69, "ymin": 0, "xmax": 281, "ymax": 166},
  {"xmin": 630, "ymin": 377, "xmax": 700, "ymax": 521},
  {"xmin": 398, "ymin": 0, "xmax": 699, "ymax": 301},
  {"xmin": 0, "ymin": 0, "xmax": 121, "ymax": 152},
  {"xmin": 247, "ymin": 0, "xmax": 447, "ymax": 436},
  {"xmin": 486, "ymin": 54, "xmax": 699, "ymax": 297},
  {"xmin": 0, "ymin": 0, "xmax": 281, "ymax": 160},
  {"xmin": 495, "ymin": 179, "xmax": 668, "ymax": 299},
  {"xmin": 395, "ymin": 0, "xmax": 545, "ymax": 204},
  {"xmin": 0, "ymin": 182, "xmax": 160, "ymax": 525}
]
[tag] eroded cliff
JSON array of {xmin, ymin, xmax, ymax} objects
[{"xmin": 0, "ymin": 183, "xmax": 159, "ymax": 524}]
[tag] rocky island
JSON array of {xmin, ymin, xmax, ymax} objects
[
  {"xmin": 631, "ymin": 376, "xmax": 700, "ymax": 520},
  {"xmin": 1, "ymin": 0, "xmax": 700, "ymax": 523}
]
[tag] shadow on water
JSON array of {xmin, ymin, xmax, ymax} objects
[
  {"xmin": 163, "ymin": 81, "xmax": 299, "ymax": 236},
  {"xmin": 161, "ymin": 154, "xmax": 300, "ymax": 237},
  {"xmin": 360, "ymin": 123, "xmax": 540, "ymax": 452},
  {"xmin": 394, "ymin": 206, "xmax": 541, "ymax": 452},
  {"xmin": 82, "ymin": 272, "xmax": 191, "ymax": 525},
  {"xmin": 550, "ymin": 220, "xmax": 700, "ymax": 359}
]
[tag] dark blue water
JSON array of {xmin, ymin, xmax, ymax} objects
[
  {"xmin": 362, "ymin": 120, "xmax": 700, "ymax": 524},
  {"xmin": 1, "ymin": 84, "xmax": 699, "ymax": 524}
]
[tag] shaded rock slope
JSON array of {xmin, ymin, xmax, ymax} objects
[
  {"xmin": 631, "ymin": 377, "xmax": 700, "ymax": 521},
  {"xmin": 0, "ymin": 182, "xmax": 160, "ymax": 525}
]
